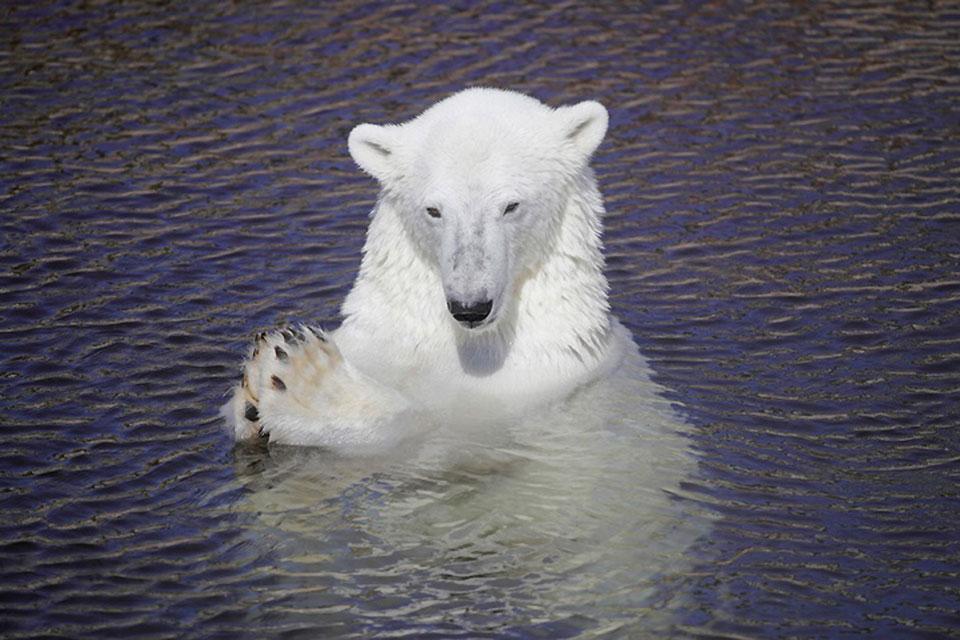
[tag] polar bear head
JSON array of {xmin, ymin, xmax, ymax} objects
[{"xmin": 348, "ymin": 88, "xmax": 607, "ymax": 331}]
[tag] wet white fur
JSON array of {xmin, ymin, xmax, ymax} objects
[{"xmin": 225, "ymin": 88, "xmax": 627, "ymax": 448}]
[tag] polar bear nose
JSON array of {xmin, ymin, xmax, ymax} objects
[{"xmin": 447, "ymin": 299, "xmax": 493, "ymax": 327}]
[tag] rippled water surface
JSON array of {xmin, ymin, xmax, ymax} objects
[{"xmin": 3, "ymin": 1, "xmax": 960, "ymax": 638}]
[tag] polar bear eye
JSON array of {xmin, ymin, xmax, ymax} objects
[
  {"xmin": 503, "ymin": 202, "xmax": 519, "ymax": 215},
  {"xmin": 426, "ymin": 207, "xmax": 441, "ymax": 219}
]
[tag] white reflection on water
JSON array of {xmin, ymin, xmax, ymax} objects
[{"xmin": 231, "ymin": 339, "xmax": 712, "ymax": 634}]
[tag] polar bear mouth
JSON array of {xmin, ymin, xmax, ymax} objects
[{"xmin": 447, "ymin": 299, "xmax": 494, "ymax": 329}]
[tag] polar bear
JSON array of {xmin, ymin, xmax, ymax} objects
[{"xmin": 224, "ymin": 87, "xmax": 633, "ymax": 450}]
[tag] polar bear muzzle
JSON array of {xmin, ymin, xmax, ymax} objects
[{"xmin": 447, "ymin": 298, "xmax": 493, "ymax": 329}]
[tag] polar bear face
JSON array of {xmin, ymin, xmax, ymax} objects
[{"xmin": 348, "ymin": 88, "xmax": 607, "ymax": 331}]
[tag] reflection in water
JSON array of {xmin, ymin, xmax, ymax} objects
[{"xmin": 232, "ymin": 346, "xmax": 710, "ymax": 636}]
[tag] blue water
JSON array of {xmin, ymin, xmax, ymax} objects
[{"xmin": 2, "ymin": 1, "xmax": 960, "ymax": 637}]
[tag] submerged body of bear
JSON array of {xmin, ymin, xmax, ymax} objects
[{"xmin": 224, "ymin": 88, "xmax": 634, "ymax": 450}]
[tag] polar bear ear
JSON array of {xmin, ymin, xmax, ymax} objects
[
  {"xmin": 556, "ymin": 100, "xmax": 609, "ymax": 165},
  {"xmin": 348, "ymin": 123, "xmax": 401, "ymax": 182}
]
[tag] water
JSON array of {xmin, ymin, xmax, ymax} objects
[{"xmin": 2, "ymin": 1, "xmax": 959, "ymax": 637}]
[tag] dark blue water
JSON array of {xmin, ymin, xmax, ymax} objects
[{"xmin": 3, "ymin": 1, "xmax": 960, "ymax": 637}]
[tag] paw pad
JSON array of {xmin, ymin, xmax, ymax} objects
[{"xmin": 233, "ymin": 322, "xmax": 338, "ymax": 443}]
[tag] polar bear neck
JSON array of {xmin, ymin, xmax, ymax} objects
[{"xmin": 337, "ymin": 173, "xmax": 616, "ymax": 404}]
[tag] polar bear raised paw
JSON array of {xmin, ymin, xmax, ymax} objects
[
  {"xmin": 224, "ymin": 325, "xmax": 412, "ymax": 449},
  {"xmin": 228, "ymin": 325, "xmax": 339, "ymax": 441}
]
